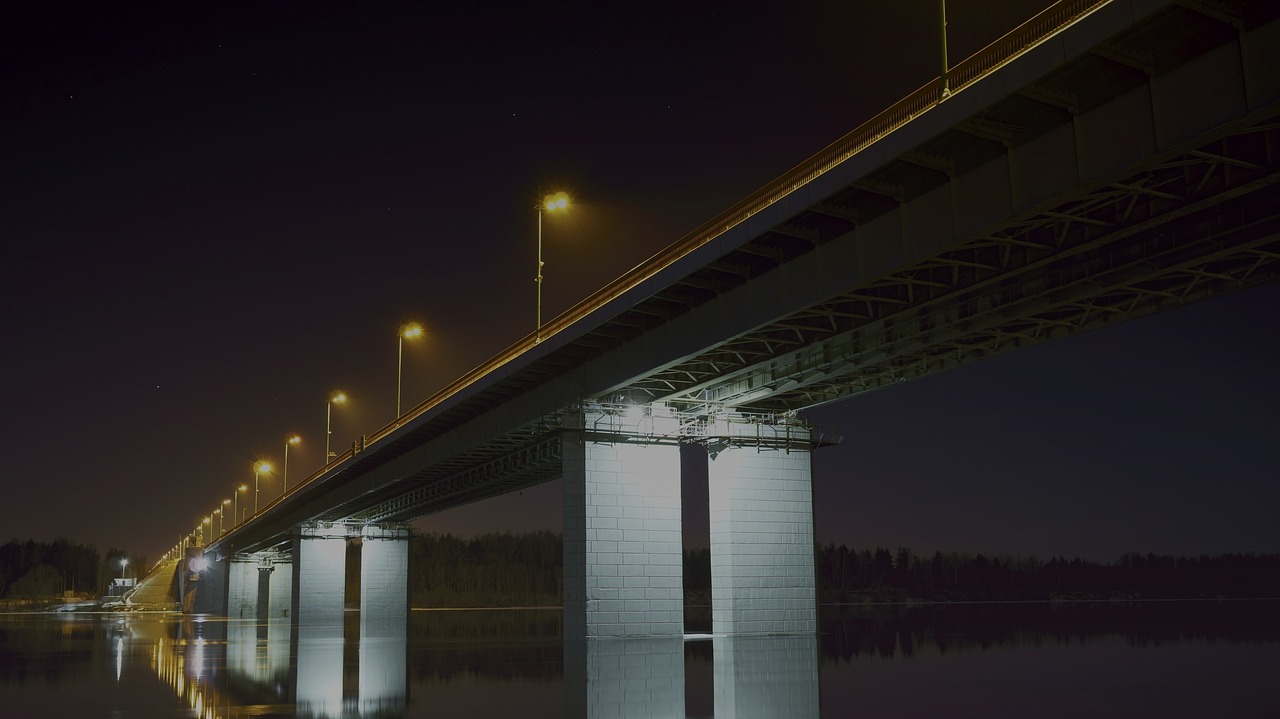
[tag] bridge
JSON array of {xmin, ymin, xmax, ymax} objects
[{"xmin": 155, "ymin": 0, "xmax": 1279, "ymax": 639}]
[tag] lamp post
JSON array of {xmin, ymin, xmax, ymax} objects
[
  {"xmin": 326, "ymin": 391, "xmax": 347, "ymax": 462},
  {"xmin": 939, "ymin": 0, "xmax": 950, "ymax": 97},
  {"xmin": 284, "ymin": 435, "xmax": 301, "ymax": 494},
  {"xmin": 221, "ymin": 498, "xmax": 231, "ymax": 534},
  {"xmin": 234, "ymin": 484, "xmax": 247, "ymax": 526},
  {"xmin": 536, "ymin": 191, "xmax": 571, "ymax": 341},
  {"xmin": 119, "ymin": 557, "xmax": 128, "ymax": 583},
  {"xmin": 397, "ymin": 323, "xmax": 424, "ymax": 417},
  {"xmin": 214, "ymin": 507, "xmax": 222, "ymax": 536},
  {"xmin": 253, "ymin": 462, "xmax": 271, "ymax": 515}
]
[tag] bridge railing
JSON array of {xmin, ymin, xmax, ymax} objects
[{"xmin": 242, "ymin": 0, "xmax": 1114, "ymax": 532}]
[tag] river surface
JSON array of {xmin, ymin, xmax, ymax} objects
[{"xmin": 0, "ymin": 600, "xmax": 1276, "ymax": 717}]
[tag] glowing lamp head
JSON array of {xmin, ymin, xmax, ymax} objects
[
  {"xmin": 400, "ymin": 322, "xmax": 424, "ymax": 340},
  {"xmin": 222, "ymin": 498, "xmax": 231, "ymax": 505},
  {"xmin": 287, "ymin": 435, "xmax": 301, "ymax": 445},
  {"xmin": 120, "ymin": 558, "xmax": 128, "ymax": 568},
  {"xmin": 189, "ymin": 556, "xmax": 209, "ymax": 572},
  {"xmin": 331, "ymin": 391, "xmax": 347, "ymax": 405},
  {"xmin": 238, "ymin": 484, "xmax": 248, "ymax": 492},
  {"xmin": 255, "ymin": 462, "xmax": 271, "ymax": 474},
  {"xmin": 543, "ymin": 191, "xmax": 570, "ymax": 212}
]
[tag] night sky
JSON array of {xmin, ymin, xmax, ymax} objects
[{"xmin": 4, "ymin": 1, "xmax": 1277, "ymax": 566}]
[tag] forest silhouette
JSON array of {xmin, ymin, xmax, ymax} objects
[{"xmin": 4, "ymin": 533, "xmax": 1277, "ymax": 606}]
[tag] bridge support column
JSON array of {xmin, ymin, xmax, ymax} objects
[
  {"xmin": 291, "ymin": 525, "xmax": 348, "ymax": 629},
  {"xmin": 360, "ymin": 524, "xmax": 410, "ymax": 623},
  {"xmin": 226, "ymin": 555, "xmax": 259, "ymax": 619},
  {"xmin": 563, "ymin": 405, "xmax": 684, "ymax": 638},
  {"xmin": 267, "ymin": 557, "xmax": 292, "ymax": 619},
  {"xmin": 707, "ymin": 416, "xmax": 816, "ymax": 635},
  {"xmin": 358, "ymin": 524, "xmax": 410, "ymax": 715}
]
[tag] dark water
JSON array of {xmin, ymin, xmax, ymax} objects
[{"xmin": 0, "ymin": 600, "xmax": 1277, "ymax": 717}]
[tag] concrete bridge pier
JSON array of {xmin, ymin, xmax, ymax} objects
[
  {"xmin": 225, "ymin": 555, "xmax": 260, "ymax": 619},
  {"xmin": 563, "ymin": 405, "xmax": 684, "ymax": 638},
  {"xmin": 267, "ymin": 556, "xmax": 292, "ymax": 619},
  {"xmin": 707, "ymin": 416, "xmax": 817, "ymax": 635},
  {"xmin": 225, "ymin": 551, "xmax": 293, "ymax": 619},
  {"xmin": 291, "ymin": 525, "xmax": 348, "ymax": 629},
  {"xmin": 359, "ymin": 524, "xmax": 411, "ymax": 625},
  {"xmin": 358, "ymin": 525, "xmax": 411, "ymax": 719}
]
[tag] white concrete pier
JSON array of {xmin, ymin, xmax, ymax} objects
[
  {"xmin": 707, "ymin": 416, "xmax": 817, "ymax": 635},
  {"xmin": 563, "ymin": 406, "xmax": 684, "ymax": 638}
]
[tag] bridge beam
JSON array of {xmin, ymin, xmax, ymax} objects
[
  {"xmin": 707, "ymin": 415, "xmax": 816, "ymax": 635},
  {"xmin": 563, "ymin": 405, "xmax": 684, "ymax": 638}
]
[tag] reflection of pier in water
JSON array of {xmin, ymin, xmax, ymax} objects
[
  {"xmin": 147, "ymin": 612, "xmax": 821, "ymax": 718},
  {"xmin": 148, "ymin": 614, "xmax": 409, "ymax": 718},
  {"xmin": 565, "ymin": 634, "xmax": 820, "ymax": 719}
]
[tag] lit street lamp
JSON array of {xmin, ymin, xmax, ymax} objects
[
  {"xmin": 326, "ymin": 391, "xmax": 347, "ymax": 462},
  {"xmin": 284, "ymin": 435, "xmax": 301, "ymax": 494},
  {"xmin": 397, "ymin": 323, "xmax": 424, "ymax": 417},
  {"xmin": 235, "ymin": 484, "xmax": 247, "ymax": 526},
  {"xmin": 119, "ymin": 557, "xmax": 128, "ymax": 583},
  {"xmin": 221, "ymin": 498, "xmax": 231, "ymax": 534},
  {"xmin": 536, "ymin": 191, "xmax": 571, "ymax": 341},
  {"xmin": 253, "ymin": 462, "xmax": 272, "ymax": 515}
]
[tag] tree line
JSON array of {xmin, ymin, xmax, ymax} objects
[
  {"xmin": 816, "ymin": 544, "xmax": 1280, "ymax": 602},
  {"xmin": 8, "ymin": 532, "xmax": 1273, "ymax": 606},
  {"xmin": 405, "ymin": 534, "xmax": 1280, "ymax": 606},
  {"xmin": 408, "ymin": 531, "xmax": 562, "ymax": 607},
  {"xmin": 0, "ymin": 538, "xmax": 136, "ymax": 601}
]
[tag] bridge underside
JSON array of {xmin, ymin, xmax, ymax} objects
[
  {"xmin": 309, "ymin": 0, "xmax": 1280, "ymax": 531},
  {"xmin": 199, "ymin": 1, "xmax": 1279, "ymax": 638}
]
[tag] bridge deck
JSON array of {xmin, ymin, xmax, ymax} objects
[{"xmin": 207, "ymin": 0, "xmax": 1280, "ymax": 556}]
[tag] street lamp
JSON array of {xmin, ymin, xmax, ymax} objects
[
  {"xmin": 284, "ymin": 435, "xmax": 301, "ymax": 494},
  {"xmin": 536, "ymin": 191, "xmax": 571, "ymax": 341},
  {"xmin": 253, "ymin": 462, "xmax": 272, "ymax": 515},
  {"xmin": 119, "ymin": 557, "xmax": 128, "ymax": 582},
  {"xmin": 397, "ymin": 322, "xmax": 424, "ymax": 417},
  {"xmin": 235, "ymin": 485, "xmax": 247, "ymax": 526},
  {"xmin": 221, "ymin": 498, "xmax": 231, "ymax": 534},
  {"xmin": 326, "ymin": 391, "xmax": 347, "ymax": 462}
]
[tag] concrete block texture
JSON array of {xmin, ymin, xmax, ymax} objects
[
  {"xmin": 713, "ymin": 634, "xmax": 820, "ymax": 718},
  {"xmin": 225, "ymin": 557, "xmax": 259, "ymax": 619},
  {"xmin": 564, "ymin": 407, "xmax": 684, "ymax": 638},
  {"xmin": 360, "ymin": 524, "xmax": 410, "ymax": 625},
  {"xmin": 291, "ymin": 529, "xmax": 347, "ymax": 629},
  {"xmin": 267, "ymin": 560, "xmax": 292, "ymax": 618},
  {"xmin": 708, "ymin": 422, "xmax": 817, "ymax": 635},
  {"xmin": 564, "ymin": 636, "xmax": 685, "ymax": 718}
]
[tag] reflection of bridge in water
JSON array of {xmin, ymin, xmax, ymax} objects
[
  {"xmin": 145, "ymin": 614, "xmax": 820, "ymax": 718},
  {"xmin": 151, "ymin": 0, "xmax": 1280, "ymax": 650}
]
